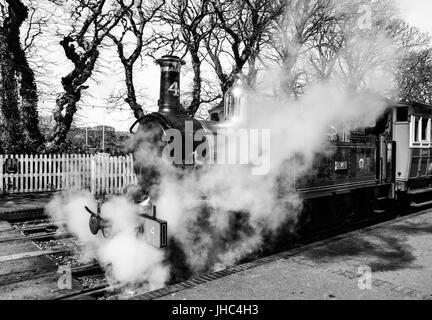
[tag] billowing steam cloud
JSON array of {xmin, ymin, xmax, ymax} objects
[
  {"xmin": 150, "ymin": 84, "xmax": 393, "ymax": 275},
  {"xmin": 45, "ymin": 191, "xmax": 169, "ymax": 290},
  {"xmin": 45, "ymin": 2, "xmax": 400, "ymax": 288}
]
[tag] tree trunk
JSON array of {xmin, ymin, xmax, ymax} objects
[
  {"xmin": 124, "ymin": 65, "xmax": 144, "ymax": 119},
  {"xmin": 0, "ymin": 0, "xmax": 43, "ymax": 153},
  {"xmin": 247, "ymin": 54, "xmax": 258, "ymax": 88},
  {"xmin": 5, "ymin": 0, "xmax": 44, "ymax": 152},
  {"xmin": 47, "ymin": 37, "xmax": 100, "ymax": 151},
  {"xmin": 49, "ymin": 92, "xmax": 80, "ymax": 151},
  {"xmin": 0, "ymin": 29, "xmax": 25, "ymax": 153},
  {"xmin": 186, "ymin": 46, "xmax": 202, "ymax": 117}
]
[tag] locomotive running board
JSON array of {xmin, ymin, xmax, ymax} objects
[
  {"xmin": 299, "ymin": 182, "xmax": 391, "ymax": 200},
  {"xmin": 408, "ymin": 187, "xmax": 432, "ymax": 196},
  {"xmin": 411, "ymin": 200, "xmax": 432, "ymax": 208}
]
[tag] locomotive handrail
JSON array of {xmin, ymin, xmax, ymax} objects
[
  {"xmin": 130, "ymin": 116, "xmax": 147, "ymax": 134},
  {"xmin": 130, "ymin": 113, "xmax": 174, "ymax": 134}
]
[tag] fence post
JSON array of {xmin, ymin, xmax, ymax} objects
[
  {"xmin": 22, "ymin": 154, "xmax": 26, "ymax": 193},
  {"xmin": 91, "ymin": 155, "xmax": 96, "ymax": 195},
  {"xmin": 29, "ymin": 154, "xmax": 34, "ymax": 192}
]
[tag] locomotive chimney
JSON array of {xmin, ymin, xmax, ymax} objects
[{"xmin": 156, "ymin": 55, "xmax": 186, "ymax": 113}]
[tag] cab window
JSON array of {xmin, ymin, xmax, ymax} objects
[
  {"xmin": 396, "ymin": 107, "xmax": 409, "ymax": 122},
  {"xmin": 326, "ymin": 125, "xmax": 350, "ymax": 143}
]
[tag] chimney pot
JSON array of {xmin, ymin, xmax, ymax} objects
[{"xmin": 156, "ymin": 55, "xmax": 186, "ymax": 113}]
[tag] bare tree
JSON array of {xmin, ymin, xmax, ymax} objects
[
  {"xmin": 264, "ymin": 0, "xmax": 429, "ymax": 97},
  {"xmin": 263, "ymin": 0, "xmax": 340, "ymax": 97},
  {"xmin": 397, "ymin": 49, "xmax": 432, "ymax": 105},
  {"xmin": 107, "ymin": 0, "xmax": 165, "ymax": 120},
  {"xmin": 162, "ymin": 0, "xmax": 218, "ymax": 116},
  {"xmin": 47, "ymin": 0, "xmax": 128, "ymax": 151},
  {"xmin": 146, "ymin": 0, "xmax": 220, "ymax": 117},
  {"xmin": 307, "ymin": 23, "xmax": 343, "ymax": 82},
  {"xmin": 385, "ymin": 18, "xmax": 430, "ymax": 51},
  {"xmin": 205, "ymin": 0, "xmax": 285, "ymax": 102},
  {"xmin": 334, "ymin": 0, "xmax": 418, "ymax": 92}
]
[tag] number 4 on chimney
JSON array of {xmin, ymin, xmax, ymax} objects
[{"xmin": 168, "ymin": 82, "xmax": 180, "ymax": 96}]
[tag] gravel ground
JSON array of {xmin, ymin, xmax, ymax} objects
[
  {"xmin": 77, "ymin": 274, "xmax": 107, "ymax": 289},
  {"xmin": 34, "ymin": 238, "xmax": 71, "ymax": 250},
  {"xmin": 49, "ymin": 252, "xmax": 85, "ymax": 268}
]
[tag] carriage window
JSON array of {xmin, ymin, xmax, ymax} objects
[
  {"xmin": 396, "ymin": 107, "xmax": 409, "ymax": 122},
  {"xmin": 411, "ymin": 116, "xmax": 432, "ymax": 147},
  {"xmin": 428, "ymin": 119, "xmax": 432, "ymax": 141},
  {"xmin": 430, "ymin": 121, "xmax": 432, "ymax": 142},
  {"xmin": 210, "ymin": 113, "xmax": 220, "ymax": 122},
  {"xmin": 414, "ymin": 118, "xmax": 420, "ymax": 142},
  {"xmin": 422, "ymin": 118, "xmax": 429, "ymax": 141}
]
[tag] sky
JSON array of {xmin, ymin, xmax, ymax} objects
[
  {"xmin": 397, "ymin": 0, "xmax": 432, "ymax": 34},
  {"xmin": 38, "ymin": 0, "xmax": 432, "ymax": 132}
]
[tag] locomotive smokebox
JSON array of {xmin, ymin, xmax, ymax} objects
[{"xmin": 156, "ymin": 55, "xmax": 186, "ymax": 113}]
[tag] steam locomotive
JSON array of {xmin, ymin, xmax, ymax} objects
[{"xmin": 88, "ymin": 55, "xmax": 432, "ymax": 248}]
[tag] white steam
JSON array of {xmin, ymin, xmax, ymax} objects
[{"xmin": 45, "ymin": 191, "xmax": 169, "ymax": 289}]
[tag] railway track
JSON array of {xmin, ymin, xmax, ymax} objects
[
  {"xmin": 0, "ymin": 204, "xmax": 424, "ymax": 300},
  {"xmin": 0, "ymin": 222, "xmax": 59, "ymax": 235},
  {"xmin": 0, "ymin": 215, "xmax": 109, "ymax": 299}
]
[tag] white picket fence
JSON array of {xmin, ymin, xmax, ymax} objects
[{"xmin": 0, "ymin": 154, "xmax": 138, "ymax": 195}]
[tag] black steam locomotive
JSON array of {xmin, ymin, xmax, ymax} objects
[{"xmin": 89, "ymin": 55, "xmax": 432, "ymax": 248}]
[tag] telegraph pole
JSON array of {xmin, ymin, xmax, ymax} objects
[{"xmin": 102, "ymin": 125, "xmax": 105, "ymax": 152}]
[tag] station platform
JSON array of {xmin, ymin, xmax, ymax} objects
[{"xmin": 141, "ymin": 210, "xmax": 432, "ymax": 300}]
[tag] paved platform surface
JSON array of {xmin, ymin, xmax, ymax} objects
[
  {"xmin": 0, "ymin": 192, "xmax": 57, "ymax": 215},
  {"xmin": 157, "ymin": 211, "xmax": 432, "ymax": 300}
]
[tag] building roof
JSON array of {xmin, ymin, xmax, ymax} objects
[{"xmin": 208, "ymin": 104, "xmax": 224, "ymax": 114}]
